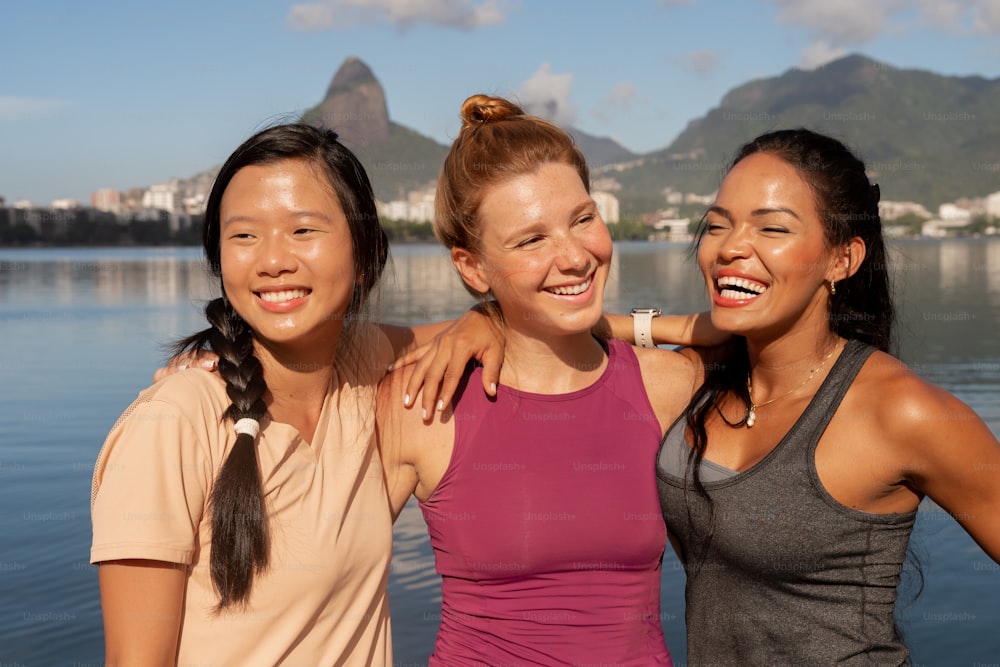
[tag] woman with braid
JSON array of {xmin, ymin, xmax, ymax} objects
[{"xmin": 89, "ymin": 123, "xmax": 493, "ymax": 665}]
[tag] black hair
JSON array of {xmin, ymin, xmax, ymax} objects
[
  {"xmin": 686, "ymin": 128, "xmax": 894, "ymax": 499},
  {"xmin": 175, "ymin": 123, "xmax": 387, "ymax": 609}
]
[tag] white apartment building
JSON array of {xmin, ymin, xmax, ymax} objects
[
  {"xmin": 592, "ymin": 191, "xmax": 620, "ymax": 224},
  {"xmin": 986, "ymin": 191, "xmax": 1000, "ymax": 220},
  {"xmin": 142, "ymin": 181, "xmax": 181, "ymax": 213},
  {"xmin": 879, "ymin": 200, "xmax": 931, "ymax": 220}
]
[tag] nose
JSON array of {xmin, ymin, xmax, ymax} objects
[
  {"xmin": 555, "ymin": 231, "xmax": 590, "ymax": 273},
  {"xmin": 257, "ymin": 232, "xmax": 297, "ymax": 276},
  {"xmin": 715, "ymin": 224, "xmax": 752, "ymax": 262}
]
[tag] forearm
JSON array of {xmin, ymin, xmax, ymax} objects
[{"xmin": 601, "ymin": 311, "xmax": 716, "ymax": 347}]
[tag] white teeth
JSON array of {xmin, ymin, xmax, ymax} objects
[
  {"xmin": 720, "ymin": 288, "xmax": 756, "ymax": 300},
  {"xmin": 716, "ymin": 276, "xmax": 766, "ymax": 295},
  {"xmin": 548, "ymin": 276, "xmax": 592, "ymax": 296},
  {"xmin": 259, "ymin": 289, "xmax": 308, "ymax": 303}
]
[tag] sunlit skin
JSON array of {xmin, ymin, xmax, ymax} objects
[
  {"xmin": 685, "ymin": 152, "xmax": 1000, "ymax": 563},
  {"xmin": 452, "ymin": 162, "xmax": 613, "ymax": 387},
  {"xmin": 378, "ymin": 161, "xmax": 695, "ymax": 516},
  {"xmin": 219, "ymin": 159, "xmax": 357, "ymax": 369},
  {"xmin": 698, "ymin": 152, "xmax": 848, "ymax": 347}
]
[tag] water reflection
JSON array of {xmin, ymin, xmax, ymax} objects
[{"xmin": 1, "ymin": 240, "xmax": 997, "ymax": 665}]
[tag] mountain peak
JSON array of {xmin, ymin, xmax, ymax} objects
[
  {"xmin": 325, "ymin": 55, "xmax": 379, "ymax": 98},
  {"xmin": 302, "ymin": 56, "xmax": 391, "ymax": 149}
]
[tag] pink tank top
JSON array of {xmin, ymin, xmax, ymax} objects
[{"xmin": 419, "ymin": 339, "xmax": 673, "ymax": 666}]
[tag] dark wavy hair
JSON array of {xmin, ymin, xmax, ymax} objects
[
  {"xmin": 176, "ymin": 123, "xmax": 388, "ymax": 609},
  {"xmin": 684, "ymin": 128, "xmax": 894, "ymax": 499}
]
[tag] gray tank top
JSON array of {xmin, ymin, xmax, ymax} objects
[{"xmin": 657, "ymin": 339, "xmax": 917, "ymax": 666}]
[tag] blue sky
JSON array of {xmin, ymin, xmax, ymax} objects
[{"xmin": 3, "ymin": 0, "xmax": 999, "ymax": 205}]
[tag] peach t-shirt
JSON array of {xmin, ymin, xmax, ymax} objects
[{"xmin": 91, "ymin": 327, "xmax": 394, "ymax": 666}]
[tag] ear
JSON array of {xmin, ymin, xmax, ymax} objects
[
  {"xmin": 451, "ymin": 247, "xmax": 491, "ymax": 295},
  {"xmin": 829, "ymin": 236, "xmax": 866, "ymax": 283}
]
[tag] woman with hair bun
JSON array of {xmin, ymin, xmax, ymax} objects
[
  {"xmin": 377, "ymin": 94, "xmax": 700, "ymax": 666},
  {"xmin": 120, "ymin": 113, "xmax": 711, "ymax": 665}
]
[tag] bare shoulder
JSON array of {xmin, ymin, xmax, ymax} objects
[
  {"xmin": 376, "ymin": 363, "xmax": 451, "ymax": 458},
  {"xmin": 854, "ymin": 350, "xmax": 988, "ymax": 445},
  {"xmin": 630, "ymin": 345, "xmax": 699, "ymax": 429},
  {"xmin": 631, "ymin": 344, "xmax": 696, "ymax": 379}
]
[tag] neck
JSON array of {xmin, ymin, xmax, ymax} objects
[
  {"xmin": 745, "ymin": 326, "xmax": 843, "ymax": 398},
  {"xmin": 253, "ymin": 338, "xmax": 337, "ymax": 415},
  {"xmin": 499, "ymin": 329, "xmax": 607, "ymax": 394}
]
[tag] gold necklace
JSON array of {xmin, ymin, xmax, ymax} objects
[{"xmin": 745, "ymin": 344, "xmax": 839, "ymax": 428}]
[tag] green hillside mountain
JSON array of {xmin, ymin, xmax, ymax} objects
[
  {"xmin": 299, "ymin": 56, "xmax": 636, "ymax": 203},
  {"xmin": 605, "ymin": 54, "xmax": 1000, "ymax": 214}
]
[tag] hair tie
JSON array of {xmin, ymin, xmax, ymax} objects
[{"xmin": 233, "ymin": 418, "xmax": 260, "ymax": 439}]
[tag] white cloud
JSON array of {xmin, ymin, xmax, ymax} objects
[
  {"xmin": 915, "ymin": 0, "xmax": 1000, "ymax": 33},
  {"xmin": 770, "ymin": 0, "xmax": 1000, "ymax": 53},
  {"xmin": 604, "ymin": 83, "xmax": 637, "ymax": 111},
  {"xmin": 287, "ymin": 0, "xmax": 510, "ymax": 31},
  {"xmin": 0, "ymin": 96, "xmax": 71, "ymax": 122},
  {"xmin": 590, "ymin": 82, "xmax": 637, "ymax": 123},
  {"xmin": 798, "ymin": 41, "xmax": 849, "ymax": 69},
  {"xmin": 771, "ymin": 0, "xmax": 902, "ymax": 44},
  {"xmin": 678, "ymin": 49, "xmax": 721, "ymax": 74},
  {"xmin": 516, "ymin": 64, "xmax": 576, "ymax": 127}
]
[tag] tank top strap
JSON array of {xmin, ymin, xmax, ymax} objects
[{"xmin": 787, "ymin": 338, "xmax": 875, "ymax": 448}]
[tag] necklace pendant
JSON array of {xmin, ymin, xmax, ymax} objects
[{"xmin": 746, "ymin": 406, "xmax": 756, "ymax": 428}]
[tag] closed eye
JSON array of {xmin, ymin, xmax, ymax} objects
[{"xmin": 515, "ymin": 235, "xmax": 543, "ymax": 248}]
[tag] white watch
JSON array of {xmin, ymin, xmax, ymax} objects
[{"xmin": 630, "ymin": 308, "xmax": 661, "ymax": 348}]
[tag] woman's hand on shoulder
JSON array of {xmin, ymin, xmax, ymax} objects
[{"xmin": 389, "ymin": 307, "xmax": 503, "ymax": 421}]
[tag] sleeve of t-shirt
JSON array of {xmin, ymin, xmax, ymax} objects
[{"xmin": 90, "ymin": 383, "xmax": 215, "ymax": 566}]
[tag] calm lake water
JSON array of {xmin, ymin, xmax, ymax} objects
[{"xmin": 1, "ymin": 241, "xmax": 998, "ymax": 666}]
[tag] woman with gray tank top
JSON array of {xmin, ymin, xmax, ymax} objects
[
  {"xmin": 412, "ymin": 127, "xmax": 1000, "ymax": 663},
  {"xmin": 643, "ymin": 129, "xmax": 1000, "ymax": 665}
]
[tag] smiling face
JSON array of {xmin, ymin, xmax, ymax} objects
[
  {"xmin": 698, "ymin": 152, "xmax": 845, "ymax": 340},
  {"xmin": 219, "ymin": 159, "xmax": 357, "ymax": 354},
  {"xmin": 453, "ymin": 162, "xmax": 612, "ymax": 342}
]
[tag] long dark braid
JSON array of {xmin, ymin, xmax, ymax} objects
[
  {"xmin": 173, "ymin": 122, "xmax": 387, "ymax": 610},
  {"xmin": 173, "ymin": 298, "xmax": 269, "ymax": 609}
]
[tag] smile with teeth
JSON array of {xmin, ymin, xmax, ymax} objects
[
  {"xmin": 716, "ymin": 275, "xmax": 767, "ymax": 300},
  {"xmin": 258, "ymin": 288, "xmax": 309, "ymax": 303},
  {"xmin": 546, "ymin": 275, "xmax": 593, "ymax": 296}
]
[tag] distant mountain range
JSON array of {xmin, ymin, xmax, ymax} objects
[{"xmin": 183, "ymin": 54, "xmax": 1000, "ymax": 217}]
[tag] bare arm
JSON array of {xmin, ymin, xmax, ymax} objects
[
  {"xmin": 98, "ymin": 559, "xmax": 186, "ymax": 666},
  {"xmin": 600, "ymin": 311, "xmax": 728, "ymax": 348},
  {"xmin": 386, "ymin": 308, "xmax": 504, "ymax": 421},
  {"xmin": 895, "ymin": 381, "xmax": 1000, "ymax": 561},
  {"xmin": 156, "ymin": 309, "xmax": 504, "ymax": 419}
]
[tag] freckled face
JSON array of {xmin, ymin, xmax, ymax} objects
[
  {"xmin": 461, "ymin": 162, "xmax": 612, "ymax": 340},
  {"xmin": 218, "ymin": 159, "xmax": 356, "ymax": 351},
  {"xmin": 698, "ymin": 152, "xmax": 840, "ymax": 338}
]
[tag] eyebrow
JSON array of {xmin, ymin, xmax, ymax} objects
[
  {"xmin": 222, "ymin": 211, "xmax": 334, "ymax": 226},
  {"xmin": 707, "ymin": 205, "xmax": 801, "ymax": 221}
]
